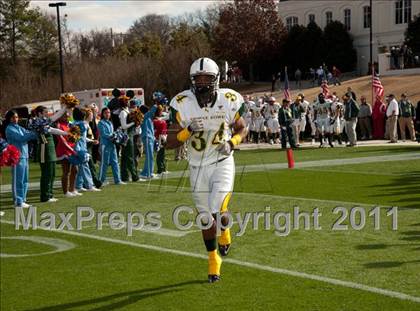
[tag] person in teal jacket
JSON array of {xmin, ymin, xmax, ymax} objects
[
  {"xmin": 4, "ymin": 110, "xmax": 38, "ymax": 208},
  {"xmin": 139, "ymin": 103, "xmax": 158, "ymax": 179},
  {"xmin": 98, "ymin": 107, "xmax": 124, "ymax": 185}
]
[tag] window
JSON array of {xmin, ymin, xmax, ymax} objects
[
  {"xmin": 395, "ymin": 0, "xmax": 412, "ymax": 24},
  {"xmin": 363, "ymin": 6, "xmax": 371, "ymax": 28},
  {"xmin": 326, "ymin": 11, "xmax": 333, "ymax": 25},
  {"xmin": 286, "ymin": 16, "xmax": 299, "ymax": 31},
  {"xmin": 344, "ymin": 9, "xmax": 351, "ymax": 30},
  {"xmin": 308, "ymin": 14, "xmax": 315, "ymax": 24}
]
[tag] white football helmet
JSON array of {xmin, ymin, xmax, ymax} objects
[{"xmin": 190, "ymin": 57, "xmax": 220, "ymax": 106}]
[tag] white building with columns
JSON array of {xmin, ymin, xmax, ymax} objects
[{"xmin": 278, "ymin": 0, "xmax": 420, "ymax": 74}]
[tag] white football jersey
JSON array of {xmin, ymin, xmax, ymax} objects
[
  {"xmin": 315, "ymin": 100, "xmax": 332, "ymax": 118},
  {"xmin": 264, "ymin": 103, "xmax": 280, "ymax": 119},
  {"xmin": 170, "ymin": 88, "xmax": 244, "ymax": 166}
]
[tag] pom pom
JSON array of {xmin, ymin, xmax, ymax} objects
[
  {"xmin": 0, "ymin": 144, "xmax": 20, "ymax": 167},
  {"xmin": 60, "ymin": 93, "xmax": 80, "ymax": 109},
  {"xmin": 28, "ymin": 117, "xmax": 50, "ymax": 135},
  {"xmin": 129, "ymin": 108, "xmax": 144, "ymax": 126},
  {"xmin": 67, "ymin": 125, "xmax": 81, "ymax": 143},
  {"xmin": 111, "ymin": 129, "xmax": 129, "ymax": 146}
]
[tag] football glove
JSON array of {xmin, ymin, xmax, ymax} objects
[
  {"xmin": 188, "ymin": 119, "xmax": 204, "ymax": 132},
  {"xmin": 216, "ymin": 141, "xmax": 232, "ymax": 156}
]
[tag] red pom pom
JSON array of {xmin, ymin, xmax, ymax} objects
[{"xmin": 0, "ymin": 145, "xmax": 20, "ymax": 167}]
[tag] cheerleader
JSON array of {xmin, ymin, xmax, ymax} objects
[
  {"xmin": 56, "ymin": 111, "xmax": 79, "ymax": 197},
  {"xmin": 98, "ymin": 107, "xmax": 124, "ymax": 185},
  {"xmin": 4, "ymin": 110, "xmax": 38, "ymax": 208},
  {"xmin": 72, "ymin": 108, "xmax": 101, "ymax": 192}
]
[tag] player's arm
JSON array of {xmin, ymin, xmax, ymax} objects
[
  {"xmin": 166, "ymin": 106, "xmax": 203, "ymax": 149},
  {"xmin": 217, "ymin": 102, "xmax": 247, "ymax": 155}
]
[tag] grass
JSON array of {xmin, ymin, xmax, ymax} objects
[
  {"xmin": 1, "ymin": 145, "xmax": 418, "ymax": 185},
  {"xmin": 1, "ymin": 146, "xmax": 420, "ymax": 310}
]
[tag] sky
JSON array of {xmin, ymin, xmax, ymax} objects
[{"xmin": 30, "ymin": 0, "xmax": 217, "ymax": 33}]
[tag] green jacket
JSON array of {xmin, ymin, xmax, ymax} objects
[
  {"xmin": 37, "ymin": 133, "xmax": 57, "ymax": 163},
  {"xmin": 278, "ymin": 106, "xmax": 293, "ymax": 126},
  {"xmin": 399, "ymin": 100, "xmax": 415, "ymax": 118},
  {"xmin": 344, "ymin": 99, "xmax": 360, "ymax": 120}
]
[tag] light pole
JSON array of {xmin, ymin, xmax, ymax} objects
[
  {"xmin": 370, "ymin": 0, "xmax": 373, "ymax": 73},
  {"xmin": 49, "ymin": 2, "xmax": 66, "ymax": 94}
]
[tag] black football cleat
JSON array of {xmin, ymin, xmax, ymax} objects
[
  {"xmin": 208, "ymin": 275, "xmax": 221, "ymax": 283},
  {"xmin": 218, "ymin": 244, "xmax": 231, "ymax": 257}
]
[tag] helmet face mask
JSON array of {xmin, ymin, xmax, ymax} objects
[{"xmin": 190, "ymin": 58, "xmax": 219, "ymax": 107}]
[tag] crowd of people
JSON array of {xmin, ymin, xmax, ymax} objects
[
  {"xmin": 0, "ymin": 89, "xmax": 170, "ymax": 208},
  {"xmin": 1, "ymin": 84, "xmax": 419, "ymax": 209},
  {"xmin": 241, "ymin": 89, "xmax": 420, "ymax": 149}
]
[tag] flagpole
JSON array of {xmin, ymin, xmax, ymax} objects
[{"xmin": 372, "ymin": 64, "xmax": 374, "ymax": 106}]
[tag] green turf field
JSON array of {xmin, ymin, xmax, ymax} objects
[{"xmin": 1, "ymin": 145, "xmax": 420, "ymax": 310}]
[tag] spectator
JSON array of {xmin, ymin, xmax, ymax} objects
[
  {"xmin": 278, "ymin": 99, "xmax": 297, "ymax": 149},
  {"xmin": 386, "ymin": 94, "xmax": 399, "ymax": 143},
  {"xmin": 309, "ymin": 67, "xmax": 316, "ymax": 86},
  {"xmin": 398, "ymin": 93, "xmax": 416, "ymax": 141},
  {"xmin": 331, "ymin": 66, "xmax": 341, "ymax": 86},
  {"xmin": 4, "ymin": 110, "xmax": 38, "ymax": 208},
  {"xmin": 358, "ymin": 96, "xmax": 372, "ymax": 140},
  {"xmin": 294, "ymin": 68, "xmax": 302, "ymax": 88},
  {"xmin": 372, "ymin": 96, "xmax": 386, "ymax": 139},
  {"xmin": 343, "ymin": 94, "xmax": 359, "ymax": 147},
  {"xmin": 86, "ymin": 104, "xmax": 102, "ymax": 188},
  {"xmin": 347, "ymin": 87, "xmax": 357, "ymax": 101},
  {"xmin": 271, "ymin": 74, "xmax": 276, "ymax": 93},
  {"xmin": 316, "ymin": 66, "xmax": 324, "ymax": 86},
  {"xmin": 416, "ymin": 101, "xmax": 420, "ymax": 142}
]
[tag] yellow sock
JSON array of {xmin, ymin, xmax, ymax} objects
[
  {"xmin": 208, "ymin": 250, "xmax": 222, "ymax": 275},
  {"xmin": 219, "ymin": 228, "xmax": 231, "ymax": 246}
]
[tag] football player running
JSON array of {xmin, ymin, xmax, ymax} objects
[{"xmin": 168, "ymin": 57, "xmax": 247, "ymax": 283}]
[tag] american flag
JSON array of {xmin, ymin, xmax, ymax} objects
[
  {"xmin": 372, "ymin": 72, "xmax": 384, "ymax": 97},
  {"xmin": 283, "ymin": 68, "xmax": 291, "ymax": 100},
  {"xmin": 321, "ymin": 71, "xmax": 330, "ymax": 97}
]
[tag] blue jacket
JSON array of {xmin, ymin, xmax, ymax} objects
[
  {"xmin": 98, "ymin": 119, "xmax": 114, "ymax": 147},
  {"xmin": 5, "ymin": 123, "xmax": 37, "ymax": 159},
  {"xmin": 73, "ymin": 120, "xmax": 88, "ymax": 153},
  {"xmin": 141, "ymin": 105, "xmax": 157, "ymax": 140}
]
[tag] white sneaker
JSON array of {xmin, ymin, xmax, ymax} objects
[
  {"xmin": 78, "ymin": 187, "xmax": 87, "ymax": 192},
  {"xmin": 15, "ymin": 202, "xmax": 31, "ymax": 208},
  {"xmin": 71, "ymin": 191, "xmax": 83, "ymax": 196},
  {"xmin": 101, "ymin": 181, "xmax": 109, "ymax": 187},
  {"xmin": 64, "ymin": 192, "xmax": 76, "ymax": 198},
  {"xmin": 137, "ymin": 178, "xmax": 147, "ymax": 182},
  {"xmin": 269, "ymin": 139, "xmax": 274, "ymax": 145},
  {"xmin": 115, "ymin": 181, "xmax": 127, "ymax": 185},
  {"xmin": 161, "ymin": 171, "xmax": 169, "ymax": 175},
  {"xmin": 86, "ymin": 187, "xmax": 101, "ymax": 192},
  {"xmin": 0, "ymin": 211, "xmax": 4, "ymax": 216},
  {"xmin": 47, "ymin": 198, "xmax": 58, "ymax": 203}
]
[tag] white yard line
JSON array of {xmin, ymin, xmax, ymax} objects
[
  {"xmin": 81, "ymin": 223, "xmax": 199, "ymax": 237},
  {"xmin": 1, "ymin": 219, "xmax": 419, "ymax": 303}
]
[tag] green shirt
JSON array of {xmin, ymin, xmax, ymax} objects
[
  {"xmin": 399, "ymin": 100, "xmax": 414, "ymax": 117},
  {"xmin": 278, "ymin": 107, "xmax": 293, "ymax": 126}
]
